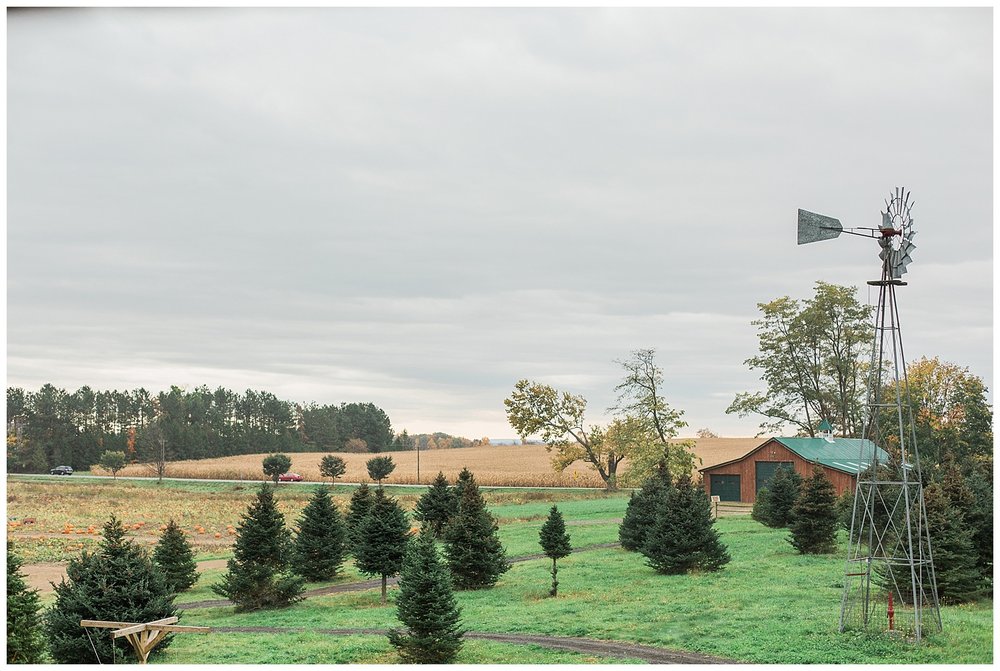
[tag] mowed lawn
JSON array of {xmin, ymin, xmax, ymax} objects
[{"xmin": 10, "ymin": 478, "xmax": 991, "ymax": 664}]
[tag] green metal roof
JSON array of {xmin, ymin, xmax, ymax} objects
[
  {"xmin": 817, "ymin": 419, "xmax": 833, "ymax": 432},
  {"xmin": 774, "ymin": 437, "xmax": 887, "ymax": 475}
]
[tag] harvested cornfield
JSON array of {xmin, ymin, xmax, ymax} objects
[{"xmin": 116, "ymin": 438, "xmax": 762, "ymax": 488}]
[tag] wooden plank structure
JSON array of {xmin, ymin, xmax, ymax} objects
[{"xmin": 80, "ymin": 617, "xmax": 210, "ymax": 664}]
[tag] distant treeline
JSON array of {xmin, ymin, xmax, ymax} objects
[{"xmin": 6, "ymin": 384, "xmax": 495, "ymax": 474}]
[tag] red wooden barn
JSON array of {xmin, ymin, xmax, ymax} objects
[{"xmin": 699, "ymin": 432, "xmax": 888, "ymax": 504}]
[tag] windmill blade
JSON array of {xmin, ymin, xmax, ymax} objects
[{"xmin": 798, "ymin": 209, "xmax": 843, "ymax": 244}]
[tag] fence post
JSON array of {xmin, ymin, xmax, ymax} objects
[{"xmin": 710, "ymin": 495, "xmax": 720, "ymax": 519}]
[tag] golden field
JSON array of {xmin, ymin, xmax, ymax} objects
[{"xmin": 116, "ymin": 438, "xmax": 762, "ymax": 488}]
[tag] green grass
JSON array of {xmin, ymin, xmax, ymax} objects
[{"xmin": 176, "ymin": 516, "xmax": 992, "ymax": 664}]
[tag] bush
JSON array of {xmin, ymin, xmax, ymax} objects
[
  {"xmin": 788, "ymin": 466, "xmax": 838, "ymax": 554},
  {"xmin": 292, "ymin": 487, "xmax": 346, "ymax": 581},
  {"xmin": 7, "ymin": 543, "xmax": 44, "ymax": 664},
  {"xmin": 413, "ymin": 471, "xmax": 458, "ymax": 538},
  {"xmin": 388, "ymin": 531, "xmax": 464, "ymax": 663},
  {"xmin": 212, "ymin": 484, "xmax": 305, "ymax": 611},
  {"xmin": 153, "ymin": 519, "xmax": 199, "ymax": 592},
  {"xmin": 262, "ymin": 454, "xmax": 292, "ymax": 484},
  {"xmin": 641, "ymin": 475, "xmax": 730, "ymax": 574},
  {"xmin": 46, "ymin": 516, "xmax": 177, "ymax": 664},
  {"xmin": 443, "ymin": 471, "xmax": 510, "ymax": 589}
]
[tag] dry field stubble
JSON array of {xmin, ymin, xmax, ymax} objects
[{"xmin": 116, "ymin": 438, "xmax": 761, "ymax": 487}]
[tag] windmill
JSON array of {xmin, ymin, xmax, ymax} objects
[{"xmin": 797, "ymin": 188, "xmax": 941, "ymax": 641}]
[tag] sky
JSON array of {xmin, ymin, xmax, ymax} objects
[{"xmin": 6, "ymin": 7, "xmax": 993, "ymax": 440}]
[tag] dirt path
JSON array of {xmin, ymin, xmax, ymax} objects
[{"xmin": 211, "ymin": 625, "xmax": 737, "ymax": 664}]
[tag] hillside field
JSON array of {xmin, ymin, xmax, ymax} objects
[
  {"xmin": 110, "ymin": 437, "xmax": 762, "ymax": 487},
  {"xmin": 6, "ymin": 477, "xmax": 992, "ymax": 664}
]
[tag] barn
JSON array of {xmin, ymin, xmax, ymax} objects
[{"xmin": 698, "ymin": 429, "xmax": 888, "ymax": 504}]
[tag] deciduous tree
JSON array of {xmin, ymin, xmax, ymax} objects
[
  {"xmin": 367, "ymin": 455, "xmax": 396, "ymax": 486},
  {"xmin": 319, "ymin": 454, "xmax": 347, "ymax": 485},
  {"xmin": 97, "ymin": 450, "xmax": 127, "ymax": 479},
  {"xmin": 262, "ymin": 453, "xmax": 292, "ymax": 484}
]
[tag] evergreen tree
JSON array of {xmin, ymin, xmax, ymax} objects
[
  {"xmin": 413, "ymin": 471, "xmax": 458, "ymax": 538},
  {"xmin": 963, "ymin": 463, "xmax": 993, "ymax": 591},
  {"xmin": 751, "ymin": 486, "xmax": 773, "ymax": 525},
  {"xmin": 346, "ymin": 483, "xmax": 374, "ymax": 552},
  {"xmin": 7, "ymin": 543, "xmax": 45, "ymax": 664},
  {"xmin": 755, "ymin": 465, "xmax": 802, "ymax": 527},
  {"xmin": 642, "ymin": 475, "xmax": 730, "ymax": 574},
  {"xmin": 453, "ymin": 467, "xmax": 475, "ymax": 502},
  {"xmin": 834, "ymin": 488, "xmax": 856, "ymax": 532},
  {"xmin": 387, "ymin": 531, "xmax": 464, "ymax": 663},
  {"xmin": 319, "ymin": 454, "xmax": 347, "ymax": 484},
  {"xmin": 212, "ymin": 484, "xmax": 305, "ymax": 611},
  {"xmin": 539, "ymin": 506, "xmax": 572, "ymax": 597},
  {"xmin": 443, "ymin": 472, "xmax": 510, "ymax": 589},
  {"xmin": 153, "ymin": 519, "xmax": 199, "ymax": 592},
  {"xmin": 619, "ymin": 464, "xmax": 671, "ymax": 551},
  {"xmin": 355, "ymin": 488, "xmax": 410, "ymax": 603},
  {"xmin": 923, "ymin": 483, "xmax": 983, "ymax": 603},
  {"xmin": 788, "ymin": 466, "xmax": 838, "ymax": 554},
  {"xmin": 292, "ymin": 487, "xmax": 346, "ymax": 581},
  {"xmin": 46, "ymin": 516, "xmax": 177, "ymax": 664}
]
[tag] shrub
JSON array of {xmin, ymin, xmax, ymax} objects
[
  {"xmin": 153, "ymin": 519, "xmax": 199, "ymax": 592},
  {"xmin": 212, "ymin": 484, "xmax": 305, "ymax": 611},
  {"xmin": 443, "ymin": 471, "xmax": 510, "ymax": 589},
  {"xmin": 539, "ymin": 506, "xmax": 572, "ymax": 596},
  {"xmin": 788, "ymin": 466, "xmax": 838, "ymax": 554},
  {"xmin": 46, "ymin": 516, "xmax": 177, "ymax": 664},
  {"xmin": 642, "ymin": 475, "xmax": 730, "ymax": 575},
  {"xmin": 292, "ymin": 487, "xmax": 346, "ymax": 581},
  {"xmin": 7, "ymin": 543, "xmax": 44, "ymax": 664},
  {"xmin": 413, "ymin": 472, "xmax": 458, "ymax": 538},
  {"xmin": 388, "ymin": 531, "xmax": 464, "ymax": 663}
]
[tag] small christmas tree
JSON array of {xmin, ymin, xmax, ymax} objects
[
  {"xmin": 539, "ymin": 506, "xmax": 572, "ymax": 596},
  {"xmin": 292, "ymin": 487, "xmax": 346, "ymax": 581},
  {"xmin": 443, "ymin": 471, "xmax": 510, "ymax": 589},
  {"xmin": 387, "ymin": 531, "xmax": 464, "ymax": 663},
  {"xmin": 46, "ymin": 516, "xmax": 177, "ymax": 664},
  {"xmin": 788, "ymin": 466, "xmax": 838, "ymax": 554},
  {"xmin": 413, "ymin": 471, "xmax": 458, "ymax": 538},
  {"xmin": 642, "ymin": 475, "xmax": 730, "ymax": 575},
  {"xmin": 619, "ymin": 464, "xmax": 671, "ymax": 551},
  {"xmin": 346, "ymin": 483, "xmax": 374, "ymax": 552},
  {"xmin": 212, "ymin": 484, "xmax": 305, "ymax": 611},
  {"xmin": 453, "ymin": 467, "xmax": 475, "ymax": 502},
  {"xmin": 355, "ymin": 488, "xmax": 410, "ymax": 604},
  {"xmin": 756, "ymin": 466, "xmax": 802, "ymax": 528},
  {"xmin": 153, "ymin": 519, "xmax": 199, "ymax": 592},
  {"xmin": 7, "ymin": 543, "xmax": 44, "ymax": 664},
  {"xmin": 923, "ymin": 482, "xmax": 983, "ymax": 603}
]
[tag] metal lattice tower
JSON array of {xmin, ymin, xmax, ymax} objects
[{"xmin": 797, "ymin": 188, "xmax": 941, "ymax": 642}]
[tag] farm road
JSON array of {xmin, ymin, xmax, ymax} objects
[
  {"xmin": 210, "ymin": 626, "xmax": 737, "ymax": 664},
  {"xmin": 178, "ymin": 542, "xmax": 621, "ymax": 610}
]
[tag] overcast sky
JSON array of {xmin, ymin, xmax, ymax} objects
[{"xmin": 7, "ymin": 8, "xmax": 993, "ymax": 439}]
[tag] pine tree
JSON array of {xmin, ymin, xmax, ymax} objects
[
  {"xmin": 788, "ymin": 466, "xmax": 838, "ymax": 554},
  {"xmin": 387, "ymin": 531, "xmax": 464, "ymax": 663},
  {"xmin": 963, "ymin": 463, "xmax": 993, "ymax": 590},
  {"xmin": 642, "ymin": 475, "xmax": 730, "ymax": 574},
  {"xmin": 355, "ymin": 488, "xmax": 410, "ymax": 604},
  {"xmin": 619, "ymin": 465, "xmax": 671, "ymax": 551},
  {"xmin": 7, "ymin": 543, "xmax": 45, "ymax": 664},
  {"xmin": 292, "ymin": 487, "xmax": 346, "ymax": 581},
  {"xmin": 453, "ymin": 467, "xmax": 475, "ymax": 502},
  {"xmin": 413, "ymin": 471, "xmax": 458, "ymax": 538},
  {"xmin": 153, "ymin": 519, "xmax": 199, "ymax": 592},
  {"xmin": 751, "ymin": 486, "xmax": 773, "ymax": 525},
  {"xmin": 46, "ymin": 516, "xmax": 177, "ymax": 664},
  {"xmin": 212, "ymin": 484, "xmax": 305, "ymax": 611},
  {"xmin": 443, "ymin": 471, "xmax": 510, "ymax": 589},
  {"xmin": 539, "ymin": 506, "xmax": 572, "ymax": 596},
  {"xmin": 346, "ymin": 483, "xmax": 374, "ymax": 552},
  {"xmin": 923, "ymin": 483, "xmax": 983, "ymax": 604},
  {"xmin": 758, "ymin": 466, "xmax": 802, "ymax": 528}
]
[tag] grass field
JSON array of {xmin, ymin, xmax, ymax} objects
[
  {"xmin": 107, "ymin": 437, "xmax": 761, "ymax": 487},
  {"xmin": 8, "ymin": 477, "xmax": 992, "ymax": 664}
]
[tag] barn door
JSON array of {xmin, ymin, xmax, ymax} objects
[
  {"xmin": 710, "ymin": 475, "xmax": 741, "ymax": 502},
  {"xmin": 755, "ymin": 461, "xmax": 795, "ymax": 494}
]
